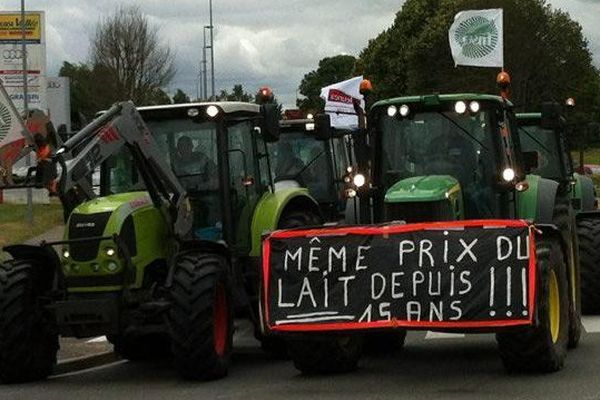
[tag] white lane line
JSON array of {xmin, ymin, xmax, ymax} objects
[
  {"xmin": 86, "ymin": 336, "xmax": 108, "ymax": 343},
  {"xmin": 582, "ymin": 316, "xmax": 600, "ymax": 333},
  {"xmin": 425, "ymin": 331, "xmax": 466, "ymax": 340}
]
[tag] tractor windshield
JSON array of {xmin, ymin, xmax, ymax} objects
[
  {"xmin": 268, "ymin": 131, "xmax": 337, "ymax": 203},
  {"xmin": 378, "ymin": 108, "xmax": 497, "ymax": 217},
  {"xmin": 518, "ymin": 124, "xmax": 564, "ymax": 180}
]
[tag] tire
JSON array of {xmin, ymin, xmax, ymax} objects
[
  {"xmin": 287, "ymin": 335, "xmax": 363, "ymax": 374},
  {"xmin": 553, "ymin": 202, "xmax": 581, "ymax": 348},
  {"xmin": 169, "ymin": 253, "xmax": 233, "ymax": 381},
  {"xmin": 110, "ymin": 333, "xmax": 171, "ymax": 361},
  {"xmin": 255, "ymin": 208, "xmax": 323, "ymax": 359},
  {"xmin": 496, "ymin": 236, "xmax": 569, "ymax": 373},
  {"xmin": 364, "ymin": 331, "xmax": 407, "ymax": 355},
  {"xmin": 577, "ymin": 218, "xmax": 600, "ymax": 314},
  {"xmin": 0, "ymin": 260, "xmax": 58, "ymax": 383}
]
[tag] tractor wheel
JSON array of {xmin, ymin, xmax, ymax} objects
[
  {"xmin": 255, "ymin": 208, "xmax": 323, "ymax": 359},
  {"xmin": 169, "ymin": 253, "xmax": 233, "ymax": 380},
  {"xmin": 553, "ymin": 202, "xmax": 581, "ymax": 348},
  {"xmin": 364, "ymin": 331, "xmax": 407, "ymax": 355},
  {"xmin": 496, "ymin": 236, "xmax": 569, "ymax": 373},
  {"xmin": 0, "ymin": 260, "xmax": 58, "ymax": 383},
  {"xmin": 577, "ymin": 218, "xmax": 600, "ymax": 314},
  {"xmin": 110, "ymin": 333, "xmax": 171, "ymax": 361},
  {"xmin": 288, "ymin": 335, "xmax": 363, "ymax": 374}
]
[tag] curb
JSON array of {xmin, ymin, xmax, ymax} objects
[{"xmin": 53, "ymin": 352, "xmax": 121, "ymax": 375}]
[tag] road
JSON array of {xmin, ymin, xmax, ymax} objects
[{"xmin": 4, "ymin": 317, "xmax": 600, "ymax": 400}]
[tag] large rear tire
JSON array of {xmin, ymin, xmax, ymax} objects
[
  {"xmin": 364, "ymin": 331, "xmax": 407, "ymax": 355},
  {"xmin": 0, "ymin": 260, "xmax": 58, "ymax": 383},
  {"xmin": 288, "ymin": 335, "xmax": 363, "ymax": 375},
  {"xmin": 169, "ymin": 253, "xmax": 233, "ymax": 381},
  {"xmin": 577, "ymin": 218, "xmax": 600, "ymax": 314},
  {"xmin": 496, "ymin": 237, "xmax": 569, "ymax": 373}
]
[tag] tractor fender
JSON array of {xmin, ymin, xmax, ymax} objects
[
  {"xmin": 2, "ymin": 244, "xmax": 62, "ymax": 292},
  {"xmin": 573, "ymin": 173, "xmax": 597, "ymax": 212},
  {"xmin": 517, "ymin": 175, "xmax": 559, "ymax": 224},
  {"xmin": 249, "ymin": 188, "xmax": 321, "ymax": 257}
]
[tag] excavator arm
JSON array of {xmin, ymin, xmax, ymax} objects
[{"xmin": 56, "ymin": 101, "xmax": 193, "ymax": 239}]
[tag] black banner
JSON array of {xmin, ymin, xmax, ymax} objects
[{"xmin": 263, "ymin": 220, "xmax": 535, "ymax": 331}]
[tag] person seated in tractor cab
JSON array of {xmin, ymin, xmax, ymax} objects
[
  {"xmin": 275, "ymin": 141, "xmax": 304, "ymax": 180},
  {"xmin": 172, "ymin": 135, "xmax": 218, "ymax": 190}
]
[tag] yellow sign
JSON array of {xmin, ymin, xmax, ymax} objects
[{"xmin": 0, "ymin": 13, "xmax": 42, "ymax": 43}]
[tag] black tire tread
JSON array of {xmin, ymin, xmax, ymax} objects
[
  {"xmin": 0, "ymin": 260, "xmax": 58, "ymax": 383},
  {"xmin": 169, "ymin": 253, "xmax": 232, "ymax": 381},
  {"xmin": 288, "ymin": 336, "xmax": 363, "ymax": 374},
  {"xmin": 577, "ymin": 218, "xmax": 600, "ymax": 314}
]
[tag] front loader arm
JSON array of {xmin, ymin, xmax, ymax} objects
[{"xmin": 56, "ymin": 101, "xmax": 193, "ymax": 239}]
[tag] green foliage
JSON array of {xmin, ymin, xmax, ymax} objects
[
  {"xmin": 297, "ymin": 55, "xmax": 357, "ymax": 112},
  {"xmin": 357, "ymin": 0, "xmax": 599, "ymax": 121},
  {"xmin": 217, "ymin": 84, "xmax": 255, "ymax": 102},
  {"xmin": 172, "ymin": 89, "xmax": 191, "ymax": 104}
]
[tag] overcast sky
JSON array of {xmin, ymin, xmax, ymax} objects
[{"xmin": 4, "ymin": 0, "xmax": 600, "ymax": 108}]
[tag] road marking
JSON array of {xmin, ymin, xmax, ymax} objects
[
  {"xmin": 425, "ymin": 331, "xmax": 466, "ymax": 340},
  {"xmin": 582, "ymin": 316, "xmax": 600, "ymax": 333},
  {"xmin": 86, "ymin": 336, "xmax": 108, "ymax": 343}
]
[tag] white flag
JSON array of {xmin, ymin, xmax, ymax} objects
[
  {"xmin": 449, "ymin": 9, "xmax": 504, "ymax": 68},
  {"xmin": 320, "ymin": 76, "xmax": 364, "ymax": 130}
]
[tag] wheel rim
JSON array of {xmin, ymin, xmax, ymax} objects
[
  {"xmin": 549, "ymin": 270, "xmax": 560, "ymax": 344},
  {"xmin": 213, "ymin": 283, "xmax": 228, "ymax": 356}
]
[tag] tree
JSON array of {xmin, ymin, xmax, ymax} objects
[
  {"xmin": 91, "ymin": 5, "xmax": 176, "ymax": 106},
  {"xmin": 172, "ymin": 89, "xmax": 191, "ymax": 104},
  {"xmin": 357, "ymin": 0, "xmax": 599, "ymax": 117},
  {"xmin": 297, "ymin": 55, "xmax": 357, "ymax": 112},
  {"xmin": 217, "ymin": 84, "xmax": 255, "ymax": 102}
]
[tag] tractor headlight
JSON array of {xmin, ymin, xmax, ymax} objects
[
  {"xmin": 106, "ymin": 261, "xmax": 119, "ymax": 272},
  {"xmin": 62, "ymin": 249, "xmax": 70, "ymax": 259},
  {"xmin": 353, "ymin": 173, "xmax": 366, "ymax": 188},
  {"xmin": 206, "ymin": 105, "xmax": 220, "ymax": 118},
  {"xmin": 387, "ymin": 106, "xmax": 397, "ymax": 117},
  {"xmin": 105, "ymin": 247, "xmax": 116, "ymax": 257},
  {"xmin": 399, "ymin": 104, "xmax": 410, "ymax": 117},
  {"xmin": 454, "ymin": 101, "xmax": 467, "ymax": 114},
  {"xmin": 345, "ymin": 188, "xmax": 357, "ymax": 198},
  {"xmin": 187, "ymin": 108, "xmax": 200, "ymax": 117},
  {"xmin": 502, "ymin": 167, "xmax": 516, "ymax": 182},
  {"xmin": 469, "ymin": 101, "xmax": 480, "ymax": 113}
]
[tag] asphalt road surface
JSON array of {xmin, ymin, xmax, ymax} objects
[{"xmin": 5, "ymin": 317, "xmax": 600, "ymax": 400}]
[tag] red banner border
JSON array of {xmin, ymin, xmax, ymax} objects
[{"xmin": 262, "ymin": 219, "xmax": 537, "ymax": 332}]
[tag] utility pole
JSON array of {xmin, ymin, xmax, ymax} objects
[
  {"xmin": 209, "ymin": 0, "xmax": 215, "ymax": 100},
  {"xmin": 21, "ymin": 0, "xmax": 32, "ymax": 224},
  {"xmin": 203, "ymin": 26, "xmax": 209, "ymax": 100}
]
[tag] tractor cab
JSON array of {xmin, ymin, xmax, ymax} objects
[
  {"xmin": 99, "ymin": 102, "xmax": 280, "ymax": 253},
  {"xmin": 268, "ymin": 118, "xmax": 354, "ymax": 220},
  {"xmin": 370, "ymin": 94, "xmax": 525, "ymax": 223}
]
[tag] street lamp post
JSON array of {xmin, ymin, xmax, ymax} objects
[
  {"xmin": 208, "ymin": 0, "xmax": 215, "ymax": 100},
  {"xmin": 203, "ymin": 26, "xmax": 209, "ymax": 100},
  {"xmin": 21, "ymin": 0, "xmax": 32, "ymax": 223}
]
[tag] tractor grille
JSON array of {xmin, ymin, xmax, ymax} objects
[
  {"xmin": 68, "ymin": 212, "xmax": 112, "ymax": 262},
  {"xmin": 384, "ymin": 200, "xmax": 454, "ymax": 223}
]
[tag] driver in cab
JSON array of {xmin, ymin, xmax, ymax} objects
[{"xmin": 172, "ymin": 135, "xmax": 218, "ymax": 190}]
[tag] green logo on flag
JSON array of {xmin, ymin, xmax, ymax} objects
[
  {"xmin": 0, "ymin": 104, "xmax": 11, "ymax": 142},
  {"xmin": 454, "ymin": 16, "xmax": 499, "ymax": 59}
]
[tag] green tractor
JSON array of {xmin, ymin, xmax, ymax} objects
[
  {"xmin": 0, "ymin": 101, "xmax": 322, "ymax": 383},
  {"xmin": 263, "ymin": 92, "xmax": 581, "ymax": 374},
  {"xmin": 517, "ymin": 106, "xmax": 600, "ymax": 314},
  {"xmin": 269, "ymin": 117, "xmax": 361, "ymax": 221}
]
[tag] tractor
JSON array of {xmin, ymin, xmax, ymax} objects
[
  {"xmin": 261, "ymin": 87, "xmax": 582, "ymax": 375},
  {"xmin": 0, "ymin": 100, "xmax": 322, "ymax": 383},
  {"xmin": 517, "ymin": 106, "xmax": 600, "ymax": 314},
  {"xmin": 269, "ymin": 117, "xmax": 363, "ymax": 222}
]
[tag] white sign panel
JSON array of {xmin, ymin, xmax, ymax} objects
[{"xmin": 320, "ymin": 76, "xmax": 365, "ymax": 130}]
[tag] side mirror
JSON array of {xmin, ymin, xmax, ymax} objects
[
  {"xmin": 314, "ymin": 114, "xmax": 332, "ymax": 141},
  {"xmin": 540, "ymin": 102, "xmax": 561, "ymax": 129},
  {"xmin": 260, "ymin": 103, "xmax": 280, "ymax": 142},
  {"xmin": 523, "ymin": 151, "xmax": 539, "ymax": 174}
]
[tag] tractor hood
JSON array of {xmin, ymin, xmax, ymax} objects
[
  {"xmin": 384, "ymin": 175, "xmax": 460, "ymax": 203},
  {"xmin": 73, "ymin": 192, "xmax": 152, "ymax": 215}
]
